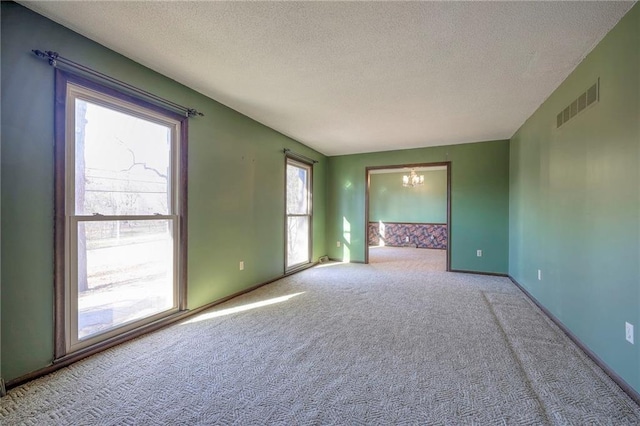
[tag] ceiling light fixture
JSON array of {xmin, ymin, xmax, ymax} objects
[{"xmin": 402, "ymin": 169, "xmax": 424, "ymax": 187}]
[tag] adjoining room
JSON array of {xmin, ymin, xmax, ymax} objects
[{"xmin": 367, "ymin": 165, "xmax": 449, "ymax": 272}]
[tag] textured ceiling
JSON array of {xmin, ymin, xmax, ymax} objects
[{"xmin": 21, "ymin": 1, "xmax": 634, "ymax": 156}]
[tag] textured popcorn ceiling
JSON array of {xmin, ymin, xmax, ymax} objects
[{"xmin": 22, "ymin": 1, "xmax": 634, "ymax": 156}]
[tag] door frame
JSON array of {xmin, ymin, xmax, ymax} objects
[{"xmin": 364, "ymin": 161, "xmax": 451, "ymax": 271}]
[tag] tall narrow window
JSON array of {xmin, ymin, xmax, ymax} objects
[
  {"xmin": 56, "ymin": 72, "xmax": 187, "ymax": 355},
  {"xmin": 285, "ymin": 158, "xmax": 313, "ymax": 270}
]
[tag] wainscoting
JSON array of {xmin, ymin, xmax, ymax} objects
[{"xmin": 368, "ymin": 222, "xmax": 447, "ymax": 249}]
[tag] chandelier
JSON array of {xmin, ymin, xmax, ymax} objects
[{"xmin": 402, "ymin": 169, "xmax": 424, "ymax": 187}]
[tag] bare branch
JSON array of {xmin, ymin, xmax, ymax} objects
[{"xmin": 117, "ymin": 137, "xmax": 167, "ymax": 179}]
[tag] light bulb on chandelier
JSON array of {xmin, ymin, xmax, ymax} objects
[{"xmin": 402, "ymin": 169, "xmax": 424, "ymax": 187}]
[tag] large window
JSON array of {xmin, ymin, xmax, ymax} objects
[
  {"xmin": 56, "ymin": 72, "xmax": 187, "ymax": 355},
  {"xmin": 285, "ymin": 158, "xmax": 313, "ymax": 270}
]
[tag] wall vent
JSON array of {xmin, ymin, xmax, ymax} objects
[{"xmin": 556, "ymin": 78, "xmax": 599, "ymax": 128}]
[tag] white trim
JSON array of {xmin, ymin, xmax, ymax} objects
[
  {"xmin": 74, "ymin": 215, "xmax": 178, "ymax": 221},
  {"xmin": 64, "ymin": 82, "xmax": 182, "ymax": 353},
  {"xmin": 285, "ymin": 158, "xmax": 313, "ymax": 271}
]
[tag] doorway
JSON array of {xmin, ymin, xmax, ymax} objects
[{"xmin": 365, "ymin": 162, "xmax": 451, "ymax": 271}]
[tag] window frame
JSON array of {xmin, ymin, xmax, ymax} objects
[
  {"xmin": 284, "ymin": 156, "xmax": 313, "ymax": 272},
  {"xmin": 54, "ymin": 70, "xmax": 188, "ymax": 358}
]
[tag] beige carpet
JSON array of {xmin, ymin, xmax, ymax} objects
[
  {"xmin": 369, "ymin": 246, "xmax": 446, "ymax": 271},
  {"xmin": 1, "ymin": 252, "xmax": 639, "ymax": 425}
]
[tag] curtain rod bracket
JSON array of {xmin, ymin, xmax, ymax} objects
[
  {"xmin": 186, "ymin": 108, "xmax": 204, "ymax": 118},
  {"xmin": 33, "ymin": 49, "xmax": 58, "ymax": 66},
  {"xmin": 32, "ymin": 49, "xmax": 204, "ymax": 118},
  {"xmin": 283, "ymin": 148, "xmax": 318, "ymax": 164}
]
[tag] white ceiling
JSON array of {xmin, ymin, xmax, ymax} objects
[{"xmin": 21, "ymin": 1, "xmax": 634, "ymax": 156}]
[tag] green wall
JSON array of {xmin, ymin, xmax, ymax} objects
[
  {"xmin": 0, "ymin": 3, "xmax": 326, "ymax": 382},
  {"xmin": 369, "ymin": 170, "xmax": 447, "ymax": 223},
  {"xmin": 327, "ymin": 140, "xmax": 510, "ymax": 272},
  {"xmin": 509, "ymin": 4, "xmax": 639, "ymax": 393}
]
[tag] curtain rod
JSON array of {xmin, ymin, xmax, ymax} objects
[
  {"xmin": 284, "ymin": 148, "xmax": 318, "ymax": 164},
  {"xmin": 32, "ymin": 49, "xmax": 204, "ymax": 118}
]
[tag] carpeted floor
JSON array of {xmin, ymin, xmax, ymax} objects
[
  {"xmin": 369, "ymin": 246, "xmax": 446, "ymax": 271},
  {"xmin": 2, "ymin": 247, "xmax": 639, "ymax": 425}
]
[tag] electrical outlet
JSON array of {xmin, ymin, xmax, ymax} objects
[
  {"xmin": 405, "ymin": 237, "xmax": 410, "ymax": 242},
  {"xmin": 336, "ymin": 241, "xmax": 341, "ymax": 247},
  {"xmin": 476, "ymin": 250, "xmax": 482, "ymax": 257},
  {"xmin": 239, "ymin": 261, "xmax": 244, "ymax": 271},
  {"xmin": 538, "ymin": 269, "xmax": 542, "ymax": 281},
  {"xmin": 626, "ymin": 322, "xmax": 634, "ymax": 344}
]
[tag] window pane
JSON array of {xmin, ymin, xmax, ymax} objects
[
  {"xmin": 287, "ymin": 216, "xmax": 309, "ymax": 267},
  {"xmin": 286, "ymin": 163, "xmax": 309, "ymax": 214},
  {"xmin": 77, "ymin": 220, "xmax": 174, "ymax": 340},
  {"xmin": 75, "ymin": 99, "xmax": 172, "ymax": 215}
]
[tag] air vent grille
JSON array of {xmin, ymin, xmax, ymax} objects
[{"xmin": 557, "ymin": 78, "xmax": 599, "ymax": 128}]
